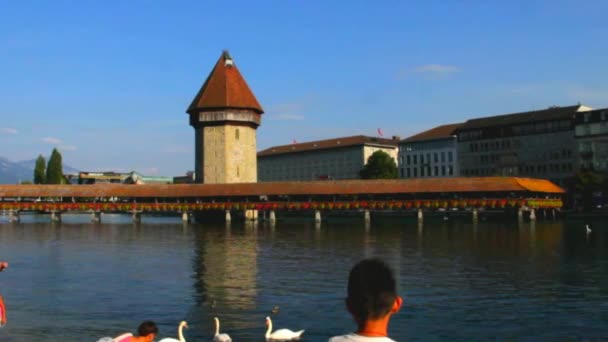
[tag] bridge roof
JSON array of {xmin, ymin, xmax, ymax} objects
[
  {"xmin": 0, "ymin": 177, "xmax": 563, "ymax": 198},
  {"xmin": 187, "ymin": 50, "xmax": 263, "ymax": 114}
]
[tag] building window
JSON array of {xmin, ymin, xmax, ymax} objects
[
  {"xmin": 448, "ymin": 151, "xmax": 453, "ymax": 162},
  {"xmin": 237, "ymin": 166, "xmax": 240, "ymax": 177},
  {"xmin": 426, "ymin": 153, "xmax": 431, "ymax": 163},
  {"xmin": 400, "ymin": 168, "xmax": 404, "ymax": 178},
  {"xmin": 434, "ymin": 166, "xmax": 438, "ymax": 176},
  {"xmin": 441, "ymin": 152, "xmax": 445, "ymax": 163},
  {"xmin": 420, "ymin": 154, "xmax": 424, "ymax": 164},
  {"xmin": 442, "ymin": 166, "xmax": 446, "ymax": 176},
  {"xmin": 413, "ymin": 155, "xmax": 418, "ymax": 164},
  {"xmin": 235, "ymin": 128, "xmax": 240, "ymax": 140},
  {"xmin": 407, "ymin": 155, "xmax": 411, "ymax": 165},
  {"xmin": 421, "ymin": 167, "xmax": 425, "ymax": 177},
  {"xmin": 414, "ymin": 168, "xmax": 418, "ymax": 177},
  {"xmin": 434, "ymin": 153, "xmax": 438, "ymax": 163},
  {"xmin": 449, "ymin": 166, "xmax": 453, "ymax": 176},
  {"xmin": 407, "ymin": 168, "xmax": 411, "ymax": 178}
]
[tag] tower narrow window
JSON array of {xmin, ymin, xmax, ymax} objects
[
  {"xmin": 235, "ymin": 128, "xmax": 240, "ymax": 140},
  {"xmin": 237, "ymin": 166, "xmax": 240, "ymax": 177}
]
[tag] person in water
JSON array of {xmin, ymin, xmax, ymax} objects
[
  {"xmin": 0, "ymin": 262, "xmax": 7, "ymax": 272},
  {"xmin": 111, "ymin": 320, "xmax": 159, "ymax": 342},
  {"xmin": 329, "ymin": 258, "xmax": 402, "ymax": 342}
]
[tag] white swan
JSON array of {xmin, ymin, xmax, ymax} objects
[
  {"xmin": 159, "ymin": 321, "xmax": 188, "ymax": 342},
  {"xmin": 265, "ymin": 316, "xmax": 304, "ymax": 341},
  {"xmin": 213, "ymin": 317, "xmax": 232, "ymax": 342},
  {"xmin": 586, "ymin": 224, "xmax": 592, "ymax": 234}
]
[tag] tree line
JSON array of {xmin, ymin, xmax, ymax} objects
[{"xmin": 33, "ymin": 148, "xmax": 66, "ymax": 184}]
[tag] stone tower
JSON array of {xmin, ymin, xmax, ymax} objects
[{"xmin": 187, "ymin": 51, "xmax": 264, "ymax": 184}]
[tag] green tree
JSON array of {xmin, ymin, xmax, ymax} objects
[
  {"xmin": 45, "ymin": 148, "xmax": 65, "ymax": 184},
  {"xmin": 360, "ymin": 150, "xmax": 398, "ymax": 179},
  {"xmin": 34, "ymin": 154, "xmax": 46, "ymax": 184}
]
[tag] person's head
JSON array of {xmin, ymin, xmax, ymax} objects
[
  {"xmin": 136, "ymin": 321, "xmax": 158, "ymax": 341},
  {"xmin": 346, "ymin": 258, "xmax": 402, "ymax": 324}
]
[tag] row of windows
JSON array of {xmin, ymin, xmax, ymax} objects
[
  {"xmin": 575, "ymin": 122, "xmax": 608, "ymax": 137},
  {"xmin": 468, "ymin": 140, "xmax": 518, "ymax": 152},
  {"xmin": 462, "ymin": 163, "xmax": 574, "ymax": 176},
  {"xmin": 402, "ymin": 151, "xmax": 454, "ymax": 165},
  {"xmin": 402, "ymin": 165, "xmax": 454, "ymax": 178}
]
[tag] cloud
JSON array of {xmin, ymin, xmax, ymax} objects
[
  {"xmin": 413, "ymin": 64, "xmax": 461, "ymax": 74},
  {"xmin": 59, "ymin": 145, "xmax": 77, "ymax": 151},
  {"xmin": 41, "ymin": 137, "xmax": 62, "ymax": 144},
  {"xmin": 266, "ymin": 103, "xmax": 306, "ymax": 121},
  {"xmin": 0, "ymin": 128, "xmax": 18, "ymax": 135}
]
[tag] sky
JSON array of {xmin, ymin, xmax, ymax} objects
[{"xmin": 1, "ymin": 1, "xmax": 607, "ymax": 176}]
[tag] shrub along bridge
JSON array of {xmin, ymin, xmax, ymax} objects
[{"xmin": 0, "ymin": 177, "xmax": 564, "ymax": 224}]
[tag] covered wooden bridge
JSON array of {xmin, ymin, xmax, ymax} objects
[{"xmin": 0, "ymin": 177, "xmax": 564, "ymax": 223}]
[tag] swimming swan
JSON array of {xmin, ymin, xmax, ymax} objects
[
  {"xmin": 265, "ymin": 316, "xmax": 304, "ymax": 341},
  {"xmin": 213, "ymin": 317, "xmax": 232, "ymax": 342},
  {"xmin": 159, "ymin": 321, "xmax": 188, "ymax": 342}
]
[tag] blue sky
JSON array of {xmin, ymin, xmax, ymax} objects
[{"xmin": 1, "ymin": 1, "xmax": 607, "ymax": 176}]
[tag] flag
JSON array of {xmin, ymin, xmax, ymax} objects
[
  {"xmin": 377, "ymin": 128, "xmax": 384, "ymax": 137},
  {"xmin": 292, "ymin": 139, "xmax": 297, "ymax": 144}
]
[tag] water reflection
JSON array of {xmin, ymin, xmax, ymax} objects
[{"xmin": 0, "ymin": 217, "xmax": 606, "ymax": 340}]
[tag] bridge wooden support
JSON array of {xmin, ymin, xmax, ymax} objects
[
  {"xmin": 8, "ymin": 210, "xmax": 19, "ymax": 223},
  {"xmin": 91, "ymin": 211, "xmax": 101, "ymax": 223},
  {"xmin": 245, "ymin": 209, "xmax": 258, "ymax": 222},
  {"xmin": 225, "ymin": 210, "xmax": 231, "ymax": 223},
  {"xmin": 472, "ymin": 208, "xmax": 478, "ymax": 222},
  {"xmin": 51, "ymin": 211, "xmax": 61, "ymax": 223},
  {"xmin": 518, "ymin": 207, "xmax": 524, "ymax": 220},
  {"xmin": 364, "ymin": 210, "xmax": 371, "ymax": 224},
  {"xmin": 529, "ymin": 209, "xmax": 536, "ymax": 221},
  {"xmin": 552, "ymin": 208, "xmax": 556, "ymax": 220},
  {"xmin": 314, "ymin": 210, "xmax": 321, "ymax": 224},
  {"xmin": 417, "ymin": 209, "xmax": 423, "ymax": 222},
  {"xmin": 132, "ymin": 211, "xmax": 141, "ymax": 223},
  {"xmin": 181, "ymin": 212, "xmax": 189, "ymax": 223},
  {"xmin": 269, "ymin": 210, "xmax": 276, "ymax": 224}
]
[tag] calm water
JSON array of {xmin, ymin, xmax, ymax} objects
[{"xmin": 0, "ymin": 214, "xmax": 606, "ymax": 341}]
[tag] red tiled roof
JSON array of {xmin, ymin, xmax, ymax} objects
[
  {"xmin": 258, "ymin": 135, "xmax": 399, "ymax": 157},
  {"xmin": 0, "ymin": 177, "xmax": 564, "ymax": 198},
  {"xmin": 402, "ymin": 123, "xmax": 463, "ymax": 142},
  {"xmin": 187, "ymin": 51, "xmax": 263, "ymax": 114}
]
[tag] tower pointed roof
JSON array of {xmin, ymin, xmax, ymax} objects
[{"xmin": 187, "ymin": 51, "xmax": 264, "ymax": 114}]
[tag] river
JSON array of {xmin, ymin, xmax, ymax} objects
[{"xmin": 0, "ymin": 214, "xmax": 606, "ymax": 341}]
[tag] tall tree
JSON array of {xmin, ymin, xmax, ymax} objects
[
  {"xmin": 360, "ymin": 150, "xmax": 398, "ymax": 179},
  {"xmin": 45, "ymin": 148, "xmax": 64, "ymax": 184},
  {"xmin": 34, "ymin": 154, "xmax": 46, "ymax": 184}
]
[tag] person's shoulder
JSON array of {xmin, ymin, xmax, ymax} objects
[{"xmin": 328, "ymin": 333, "xmax": 397, "ymax": 342}]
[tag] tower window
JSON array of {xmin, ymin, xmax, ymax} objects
[
  {"xmin": 237, "ymin": 166, "xmax": 240, "ymax": 177},
  {"xmin": 235, "ymin": 128, "xmax": 240, "ymax": 140}
]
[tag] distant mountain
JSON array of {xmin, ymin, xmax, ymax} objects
[{"xmin": 0, "ymin": 156, "xmax": 80, "ymax": 184}]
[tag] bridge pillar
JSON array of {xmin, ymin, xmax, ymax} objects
[
  {"xmin": 314, "ymin": 210, "xmax": 321, "ymax": 224},
  {"xmin": 518, "ymin": 207, "xmax": 524, "ymax": 220},
  {"xmin": 364, "ymin": 210, "xmax": 371, "ymax": 224},
  {"xmin": 132, "ymin": 211, "xmax": 141, "ymax": 223},
  {"xmin": 543, "ymin": 209, "xmax": 547, "ymax": 220},
  {"xmin": 269, "ymin": 210, "xmax": 276, "ymax": 224},
  {"xmin": 417, "ymin": 209, "xmax": 423, "ymax": 222},
  {"xmin": 182, "ymin": 211, "xmax": 189, "ymax": 223},
  {"xmin": 472, "ymin": 208, "xmax": 478, "ymax": 222},
  {"xmin": 8, "ymin": 210, "xmax": 19, "ymax": 223},
  {"xmin": 529, "ymin": 208, "xmax": 536, "ymax": 221},
  {"xmin": 51, "ymin": 211, "xmax": 61, "ymax": 223},
  {"xmin": 91, "ymin": 211, "xmax": 101, "ymax": 223},
  {"xmin": 552, "ymin": 208, "xmax": 556, "ymax": 220},
  {"xmin": 225, "ymin": 210, "xmax": 231, "ymax": 223},
  {"xmin": 245, "ymin": 209, "xmax": 258, "ymax": 222}
]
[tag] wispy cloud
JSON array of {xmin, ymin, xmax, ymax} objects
[
  {"xmin": 398, "ymin": 64, "xmax": 462, "ymax": 80},
  {"xmin": 41, "ymin": 137, "xmax": 62, "ymax": 144},
  {"xmin": 59, "ymin": 145, "xmax": 77, "ymax": 151},
  {"xmin": 414, "ymin": 64, "xmax": 461, "ymax": 74},
  {"xmin": 266, "ymin": 103, "xmax": 306, "ymax": 121},
  {"xmin": 0, "ymin": 128, "xmax": 18, "ymax": 135}
]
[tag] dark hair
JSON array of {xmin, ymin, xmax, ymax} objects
[
  {"xmin": 347, "ymin": 258, "xmax": 397, "ymax": 322},
  {"xmin": 137, "ymin": 321, "xmax": 158, "ymax": 336}
]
